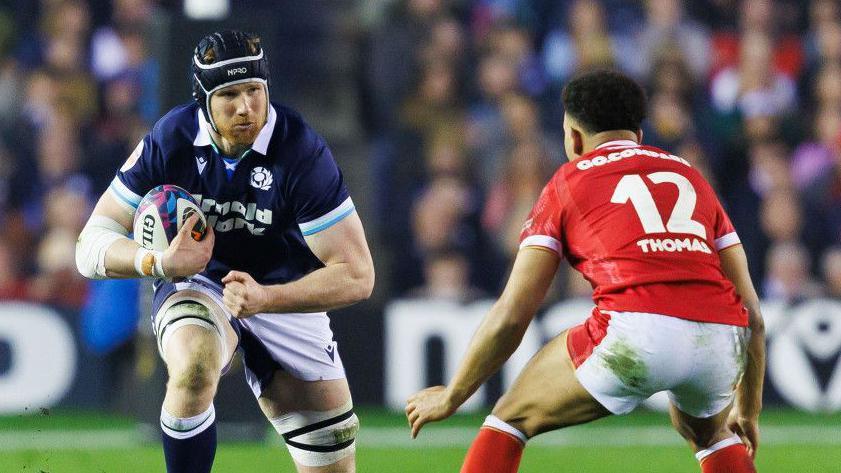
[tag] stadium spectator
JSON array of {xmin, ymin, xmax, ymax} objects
[
  {"xmin": 803, "ymin": 2, "xmax": 841, "ymax": 70},
  {"xmin": 811, "ymin": 61, "xmax": 841, "ymax": 109},
  {"xmin": 821, "ymin": 246, "xmax": 841, "ymax": 298},
  {"xmin": 418, "ymin": 15, "xmax": 467, "ymax": 69},
  {"xmin": 29, "ymin": 179, "xmax": 91, "ymax": 309},
  {"xmin": 709, "ymin": 0, "xmax": 804, "ymax": 79},
  {"xmin": 759, "ymin": 189, "xmax": 802, "ymax": 244},
  {"xmin": 541, "ymin": 0, "xmax": 626, "ymax": 84},
  {"xmin": 789, "ymin": 105, "xmax": 841, "ymax": 190},
  {"xmin": 646, "ymin": 46, "xmax": 698, "ymax": 102},
  {"xmin": 411, "ymin": 175, "xmax": 480, "ymax": 256},
  {"xmin": 423, "ymin": 127, "xmax": 472, "ymax": 179},
  {"xmin": 642, "ymin": 91, "xmax": 697, "ymax": 151},
  {"xmin": 749, "ymin": 140, "xmax": 794, "ymax": 196},
  {"xmin": 399, "ymin": 58, "xmax": 464, "ymax": 140},
  {"xmin": 465, "ymin": 51, "xmax": 520, "ymax": 183},
  {"xmin": 0, "ymin": 237, "xmax": 29, "ymax": 300},
  {"xmin": 803, "ymin": 150, "xmax": 841, "ymax": 251},
  {"xmin": 499, "ymin": 93, "xmax": 561, "ymax": 161},
  {"xmin": 763, "ymin": 241, "xmax": 822, "ymax": 301},
  {"xmin": 636, "ymin": 0, "xmax": 712, "ymax": 81},
  {"xmin": 484, "ymin": 22, "xmax": 547, "ymax": 97},
  {"xmin": 710, "ymin": 31, "xmax": 798, "ymax": 119},
  {"xmin": 84, "ymin": 74, "xmax": 152, "ymax": 192},
  {"xmin": 482, "ymin": 139, "xmax": 555, "ymax": 256},
  {"xmin": 364, "ymin": 0, "xmax": 451, "ymax": 132},
  {"xmin": 91, "ymin": 0, "xmax": 156, "ymax": 81},
  {"xmin": 407, "ymin": 247, "xmax": 486, "ymax": 302}
]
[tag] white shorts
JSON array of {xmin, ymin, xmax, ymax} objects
[
  {"xmin": 568, "ymin": 309, "xmax": 748, "ymax": 418},
  {"xmin": 152, "ymin": 275, "xmax": 346, "ymax": 398}
]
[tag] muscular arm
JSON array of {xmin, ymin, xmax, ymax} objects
[
  {"xmin": 260, "ymin": 211, "xmax": 375, "ymax": 313},
  {"xmin": 444, "ymin": 247, "xmax": 560, "ymax": 408},
  {"xmin": 96, "ymin": 192, "xmax": 144, "ymax": 278},
  {"xmin": 78, "ymin": 190, "xmax": 214, "ymax": 279},
  {"xmin": 719, "ymin": 244, "xmax": 765, "ymax": 419},
  {"xmin": 76, "ymin": 191, "xmax": 142, "ymax": 279}
]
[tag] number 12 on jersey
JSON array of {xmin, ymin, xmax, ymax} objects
[{"xmin": 610, "ymin": 171, "xmax": 706, "ymax": 239}]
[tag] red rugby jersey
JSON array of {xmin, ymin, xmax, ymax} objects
[{"xmin": 520, "ymin": 140, "xmax": 747, "ymax": 326}]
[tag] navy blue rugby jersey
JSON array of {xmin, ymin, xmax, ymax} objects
[{"xmin": 108, "ymin": 102, "xmax": 354, "ymax": 285}]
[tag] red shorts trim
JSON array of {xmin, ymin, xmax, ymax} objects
[{"xmin": 566, "ymin": 307, "xmax": 611, "ymax": 368}]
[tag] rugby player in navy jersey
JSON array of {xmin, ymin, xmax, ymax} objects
[{"xmin": 75, "ymin": 30, "xmax": 374, "ymax": 473}]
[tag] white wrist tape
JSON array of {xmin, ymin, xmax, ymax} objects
[
  {"xmin": 134, "ymin": 247, "xmax": 166, "ymax": 278},
  {"xmin": 76, "ymin": 215, "xmax": 130, "ymax": 279}
]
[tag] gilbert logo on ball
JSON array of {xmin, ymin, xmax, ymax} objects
[
  {"xmin": 250, "ymin": 166, "xmax": 273, "ymax": 190},
  {"xmin": 133, "ymin": 185, "xmax": 207, "ymax": 251}
]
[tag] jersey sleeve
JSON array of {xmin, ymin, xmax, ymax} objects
[
  {"xmin": 712, "ymin": 198, "xmax": 740, "ymax": 251},
  {"xmin": 108, "ymin": 132, "xmax": 165, "ymax": 211},
  {"xmin": 519, "ymin": 175, "xmax": 564, "ymax": 255},
  {"xmin": 289, "ymin": 135, "xmax": 353, "ymax": 237}
]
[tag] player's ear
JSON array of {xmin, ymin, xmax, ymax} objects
[
  {"xmin": 636, "ymin": 128, "xmax": 643, "ymax": 143},
  {"xmin": 571, "ymin": 128, "xmax": 584, "ymax": 156}
]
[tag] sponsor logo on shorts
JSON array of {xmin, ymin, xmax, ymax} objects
[{"xmin": 325, "ymin": 343, "xmax": 336, "ymax": 362}]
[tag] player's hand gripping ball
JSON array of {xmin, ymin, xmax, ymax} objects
[{"xmin": 133, "ymin": 185, "xmax": 207, "ymax": 250}]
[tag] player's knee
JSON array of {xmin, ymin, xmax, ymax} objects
[
  {"xmin": 166, "ymin": 335, "xmax": 220, "ymax": 398},
  {"xmin": 492, "ymin": 401, "xmax": 542, "ymax": 438},
  {"xmin": 270, "ymin": 401, "xmax": 359, "ymax": 468},
  {"xmin": 672, "ymin": 420, "xmax": 723, "ymax": 450},
  {"xmin": 169, "ymin": 357, "xmax": 217, "ymax": 397}
]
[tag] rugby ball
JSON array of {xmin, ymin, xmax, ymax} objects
[{"xmin": 133, "ymin": 185, "xmax": 207, "ymax": 251}]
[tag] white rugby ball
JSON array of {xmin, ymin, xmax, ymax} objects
[{"xmin": 133, "ymin": 184, "xmax": 207, "ymax": 251}]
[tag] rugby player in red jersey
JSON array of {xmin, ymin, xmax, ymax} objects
[{"xmin": 405, "ymin": 69, "xmax": 763, "ymax": 473}]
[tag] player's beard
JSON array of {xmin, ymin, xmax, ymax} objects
[{"xmin": 222, "ymin": 115, "xmax": 265, "ymax": 147}]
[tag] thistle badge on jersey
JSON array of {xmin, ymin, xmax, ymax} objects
[{"xmin": 250, "ymin": 166, "xmax": 273, "ymax": 190}]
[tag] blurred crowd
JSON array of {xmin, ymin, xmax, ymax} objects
[
  {"xmin": 0, "ymin": 0, "xmax": 160, "ymax": 309},
  {"xmin": 1, "ymin": 0, "xmax": 841, "ymax": 315},
  {"xmin": 361, "ymin": 0, "xmax": 841, "ymax": 304}
]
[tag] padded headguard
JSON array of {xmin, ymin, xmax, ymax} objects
[{"xmin": 191, "ymin": 30, "xmax": 269, "ymax": 133}]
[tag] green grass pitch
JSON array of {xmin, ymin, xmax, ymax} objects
[{"xmin": 2, "ymin": 408, "xmax": 839, "ymax": 472}]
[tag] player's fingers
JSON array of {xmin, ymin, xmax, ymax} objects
[
  {"xmin": 225, "ymin": 295, "xmax": 242, "ymax": 311},
  {"xmin": 227, "ymin": 302, "xmax": 241, "ymax": 317},
  {"xmin": 406, "ymin": 393, "xmax": 418, "ymax": 405},
  {"xmin": 222, "ymin": 271, "xmax": 247, "ymax": 284},
  {"xmin": 179, "ymin": 214, "xmax": 199, "ymax": 237},
  {"xmin": 202, "ymin": 222, "xmax": 215, "ymax": 244},
  {"xmin": 728, "ymin": 421, "xmax": 743, "ymax": 438},
  {"xmin": 411, "ymin": 417, "xmax": 426, "ymax": 439},
  {"xmin": 745, "ymin": 426, "xmax": 759, "ymax": 457},
  {"xmin": 222, "ymin": 287, "xmax": 238, "ymax": 303},
  {"xmin": 223, "ymin": 297, "xmax": 234, "ymax": 313}
]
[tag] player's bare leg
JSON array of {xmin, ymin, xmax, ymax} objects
[
  {"xmin": 162, "ymin": 326, "xmax": 226, "ymax": 416},
  {"xmin": 461, "ymin": 331, "xmax": 611, "ymax": 473},
  {"xmin": 493, "ymin": 330, "xmax": 611, "ymax": 436},
  {"xmin": 670, "ymin": 404, "xmax": 757, "ymax": 473},
  {"xmin": 259, "ymin": 370, "xmax": 358, "ymax": 473},
  {"xmin": 158, "ymin": 295, "xmax": 239, "ymax": 473}
]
